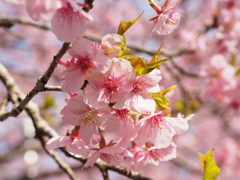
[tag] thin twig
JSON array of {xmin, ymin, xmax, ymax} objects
[
  {"xmin": 0, "ymin": 95, "xmax": 8, "ymax": 114},
  {"xmin": 0, "ymin": 42, "xmax": 70, "ymax": 121},
  {"xmin": 43, "ymin": 85, "xmax": 62, "ymax": 92},
  {"xmin": 0, "ymin": 63, "xmax": 78, "ymax": 180},
  {"xmin": 0, "ymin": 62, "xmax": 153, "ymax": 180},
  {"xmin": 0, "ymin": 16, "xmax": 194, "ymax": 58},
  {"xmin": 37, "ymin": 134, "xmax": 78, "ymax": 180},
  {"xmin": 98, "ymin": 165, "xmax": 109, "ymax": 180},
  {"xmin": 0, "ymin": 16, "xmax": 51, "ymax": 30}
]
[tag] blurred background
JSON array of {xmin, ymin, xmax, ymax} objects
[{"xmin": 0, "ymin": 0, "xmax": 240, "ymax": 179}]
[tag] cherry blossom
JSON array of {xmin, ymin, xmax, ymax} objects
[
  {"xmin": 136, "ymin": 112, "xmax": 194, "ymax": 148},
  {"xmin": 100, "ymin": 34, "xmax": 123, "ymax": 58},
  {"xmin": 25, "ymin": 0, "xmax": 60, "ymax": 21},
  {"xmin": 83, "ymin": 58, "xmax": 135, "ymax": 109},
  {"xmin": 111, "ymin": 69, "xmax": 162, "ymax": 114},
  {"xmin": 83, "ymin": 138, "xmax": 131, "ymax": 168},
  {"xmin": 143, "ymin": 0, "xmax": 183, "ymax": 44},
  {"xmin": 127, "ymin": 142, "xmax": 177, "ymax": 172},
  {"xmin": 46, "ymin": 127, "xmax": 90, "ymax": 157},
  {"xmin": 51, "ymin": 0, "xmax": 93, "ymax": 42},
  {"xmin": 60, "ymin": 95, "xmax": 122, "ymax": 144},
  {"xmin": 59, "ymin": 38, "xmax": 111, "ymax": 93}
]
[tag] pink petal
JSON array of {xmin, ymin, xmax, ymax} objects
[
  {"xmin": 25, "ymin": 0, "xmax": 59, "ymax": 21},
  {"xmin": 68, "ymin": 38, "xmax": 93, "ymax": 58},
  {"xmin": 51, "ymin": 7, "xmax": 86, "ymax": 42},
  {"xmin": 142, "ymin": 19, "xmax": 158, "ymax": 45},
  {"xmin": 80, "ymin": 123, "xmax": 101, "ymax": 144},
  {"xmin": 83, "ymin": 151, "xmax": 100, "ymax": 168},
  {"xmin": 98, "ymin": 114, "xmax": 122, "ymax": 132},
  {"xmin": 164, "ymin": 0, "xmax": 182, "ymax": 11},
  {"xmin": 46, "ymin": 136, "xmax": 71, "ymax": 150},
  {"xmin": 61, "ymin": 67, "xmax": 85, "ymax": 93}
]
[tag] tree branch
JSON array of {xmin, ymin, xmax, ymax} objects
[
  {"xmin": 42, "ymin": 85, "xmax": 62, "ymax": 92},
  {"xmin": 0, "ymin": 16, "xmax": 194, "ymax": 59},
  {"xmin": 0, "ymin": 16, "xmax": 51, "ymax": 30},
  {"xmin": 0, "ymin": 62, "xmax": 153, "ymax": 180},
  {"xmin": 0, "ymin": 42, "xmax": 70, "ymax": 121},
  {"xmin": 0, "ymin": 62, "xmax": 78, "ymax": 180}
]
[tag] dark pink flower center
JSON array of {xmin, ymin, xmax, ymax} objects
[
  {"xmin": 104, "ymin": 74, "xmax": 125, "ymax": 92},
  {"xmin": 132, "ymin": 78, "xmax": 147, "ymax": 93},
  {"xmin": 100, "ymin": 153, "xmax": 119, "ymax": 164},
  {"xmin": 150, "ymin": 114, "xmax": 164, "ymax": 129},
  {"xmin": 114, "ymin": 109, "xmax": 131, "ymax": 125}
]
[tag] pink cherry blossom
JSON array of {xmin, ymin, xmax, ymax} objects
[
  {"xmin": 143, "ymin": 0, "xmax": 183, "ymax": 44},
  {"xmin": 25, "ymin": 0, "xmax": 60, "ymax": 21},
  {"xmin": 113, "ymin": 108, "xmax": 136, "ymax": 139},
  {"xmin": 51, "ymin": 0, "xmax": 93, "ymax": 42},
  {"xmin": 100, "ymin": 34, "xmax": 123, "ymax": 58},
  {"xmin": 83, "ymin": 58, "xmax": 135, "ymax": 109},
  {"xmin": 83, "ymin": 139, "xmax": 130, "ymax": 168},
  {"xmin": 127, "ymin": 142, "xmax": 177, "ymax": 172},
  {"xmin": 46, "ymin": 127, "xmax": 89, "ymax": 157},
  {"xmin": 136, "ymin": 112, "xmax": 194, "ymax": 148},
  {"xmin": 60, "ymin": 95, "xmax": 122, "ymax": 144},
  {"xmin": 111, "ymin": 69, "xmax": 162, "ymax": 114},
  {"xmin": 200, "ymin": 54, "xmax": 237, "ymax": 102},
  {"xmin": 59, "ymin": 38, "xmax": 112, "ymax": 93}
]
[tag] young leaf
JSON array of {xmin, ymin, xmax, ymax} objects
[
  {"xmin": 117, "ymin": 12, "xmax": 143, "ymax": 36},
  {"xmin": 161, "ymin": 85, "xmax": 177, "ymax": 95},
  {"xmin": 150, "ymin": 92, "xmax": 170, "ymax": 110},
  {"xmin": 198, "ymin": 149, "xmax": 221, "ymax": 180},
  {"xmin": 121, "ymin": 55, "xmax": 146, "ymax": 69}
]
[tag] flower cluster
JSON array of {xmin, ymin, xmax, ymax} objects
[
  {"xmin": 45, "ymin": 33, "xmax": 194, "ymax": 170},
  {"xmin": 21, "ymin": 0, "xmax": 193, "ymax": 172},
  {"xmin": 25, "ymin": 0, "xmax": 93, "ymax": 42}
]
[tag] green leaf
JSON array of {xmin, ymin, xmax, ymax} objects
[
  {"xmin": 40, "ymin": 93, "xmax": 57, "ymax": 111},
  {"xmin": 150, "ymin": 92, "xmax": 170, "ymax": 110},
  {"xmin": 161, "ymin": 85, "xmax": 177, "ymax": 95},
  {"xmin": 198, "ymin": 149, "xmax": 221, "ymax": 180},
  {"xmin": 120, "ymin": 55, "xmax": 146, "ymax": 69},
  {"xmin": 146, "ymin": 58, "xmax": 169, "ymax": 68},
  {"xmin": 230, "ymin": 53, "xmax": 237, "ymax": 67},
  {"xmin": 117, "ymin": 12, "xmax": 143, "ymax": 35},
  {"xmin": 235, "ymin": 68, "xmax": 240, "ymax": 76}
]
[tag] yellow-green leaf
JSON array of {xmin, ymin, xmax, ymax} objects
[
  {"xmin": 40, "ymin": 93, "xmax": 57, "ymax": 111},
  {"xmin": 235, "ymin": 68, "xmax": 240, "ymax": 76},
  {"xmin": 230, "ymin": 53, "xmax": 237, "ymax": 67},
  {"xmin": 198, "ymin": 149, "xmax": 221, "ymax": 180},
  {"xmin": 121, "ymin": 55, "xmax": 146, "ymax": 69},
  {"xmin": 117, "ymin": 12, "xmax": 143, "ymax": 36},
  {"xmin": 161, "ymin": 85, "xmax": 177, "ymax": 95},
  {"xmin": 150, "ymin": 92, "xmax": 170, "ymax": 110}
]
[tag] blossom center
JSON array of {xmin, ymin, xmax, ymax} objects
[
  {"xmin": 100, "ymin": 153, "xmax": 119, "ymax": 164},
  {"xmin": 79, "ymin": 111, "xmax": 98, "ymax": 125},
  {"xmin": 132, "ymin": 79, "xmax": 146, "ymax": 93},
  {"xmin": 104, "ymin": 74, "xmax": 125, "ymax": 92},
  {"xmin": 151, "ymin": 114, "xmax": 164, "ymax": 129}
]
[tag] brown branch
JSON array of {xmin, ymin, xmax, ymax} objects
[
  {"xmin": 0, "ymin": 42, "xmax": 70, "ymax": 121},
  {"xmin": 0, "ymin": 16, "xmax": 194, "ymax": 60},
  {"xmin": 0, "ymin": 95, "xmax": 8, "ymax": 114},
  {"xmin": 169, "ymin": 58, "xmax": 199, "ymax": 78},
  {"xmin": 83, "ymin": 0, "xmax": 95, "ymax": 12},
  {"xmin": 0, "ymin": 62, "xmax": 152, "ymax": 180},
  {"xmin": 0, "ymin": 16, "xmax": 50, "ymax": 30},
  {"xmin": 62, "ymin": 150, "xmax": 153, "ymax": 180},
  {"xmin": 98, "ymin": 165, "xmax": 109, "ymax": 180},
  {"xmin": 42, "ymin": 85, "xmax": 62, "ymax": 92},
  {"xmin": 0, "ymin": 63, "xmax": 78, "ymax": 180},
  {"xmin": 37, "ymin": 134, "xmax": 78, "ymax": 180}
]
